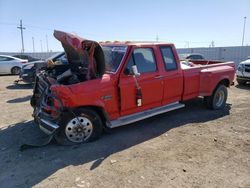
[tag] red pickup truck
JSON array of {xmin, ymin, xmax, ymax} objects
[{"xmin": 31, "ymin": 30, "xmax": 235, "ymax": 144}]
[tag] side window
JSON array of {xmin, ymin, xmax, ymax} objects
[
  {"xmin": 125, "ymin": 48, "xmax": 157, "ymax": 74},
  {"xmin": 0, "ymin": 57, "xmax": 12, "ymax": 61},
  {"xmin": 160, "ymin": 47, "xmax": 177, "ymax": 71}
]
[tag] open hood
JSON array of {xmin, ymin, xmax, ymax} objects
[{"xmin": 53, "ymin": 30, "xmax": 105, "ymax": 79}]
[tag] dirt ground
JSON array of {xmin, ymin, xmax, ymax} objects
[{"xmin": 0, "ymin": 75, "xmax": 250, "ymax": 188}]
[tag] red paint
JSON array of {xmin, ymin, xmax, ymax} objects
[{"xmin": 49, "ymin": 34, "xmax": 235, "ymax": 122}]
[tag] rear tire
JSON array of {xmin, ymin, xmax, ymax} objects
[
  {"xmin": 11, "ymin": 66, "xmax": 21, "ymax": 75},
  {"xmin": 55, "ymin": 108, "xmax": 103, "ymax": 145},
  {"xmin": 205, "ymin": 84, "xmax": 228, "ymax": 110},
  {"xmin": 237, "ymin": 79, "xmax": 246, "ymax": 85}
]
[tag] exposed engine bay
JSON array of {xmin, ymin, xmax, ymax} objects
[
  {"xmin": 45, "ymin": 62, "xmax": 89, "ymax": 85},
  {"xmin": 45, "ymin": 30, "xmax": 106, "ymax": 85}
]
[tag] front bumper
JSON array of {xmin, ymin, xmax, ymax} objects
[
  {"xmin": 20, "ymin": 69, "xmax": 35, "ymax": 83},
  {"xmin": 32, "ymin": 73, "xmax": 63, "ymax": 135},
  {"xmin": 236, "ymin": 75, "xmax": 250, "ymax": 81},
  {"xmin": 35, "ymin": 112, "xmax": 60, "ymax": 135}
]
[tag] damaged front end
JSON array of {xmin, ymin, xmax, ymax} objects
[
  {"xmin": 31, "ymin": 73, "xmax": 64, "ymax": 134},
  {"xmin": 31, "ymin": 30, "xmax": 106, "ymax": 135}
]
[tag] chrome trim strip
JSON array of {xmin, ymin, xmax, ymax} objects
[
  {"xmin": 39, "ymin": 118, "xmax": 59, "ymax": 134},
  {"xmin": 108, "ymin": 102, "xmax": 185, "ymax": 128},
  {"xmin": 40, "ymin": 118, "xmax": 59, "ymax": 129}
]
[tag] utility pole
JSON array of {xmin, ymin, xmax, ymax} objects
[
  {"xmin": 40, "ymin": 40, "xmax": 43, "ymax": 52},
  {"xmin": 211, "ymin": 41, "xmax": 215, "ymax": 47},
  {"xmin": 17, "ymin": 19, "xmax": 26, "ymax": 53},
  {"xmin": 242, "ymin": 17, "xmax": 247, "ymax": 46},
  {"xmin": 156, "ymin": 35, "xmax": 159, "ymax": 42},
  {"xmin": 32, "ymin": 37, "xmax": 35, "ymax": 52},
  {"xmin": 46, "ymin": 35, "xmax": 49, "ymax": 52}
]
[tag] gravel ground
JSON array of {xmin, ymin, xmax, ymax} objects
[{"xmin": 0, "ymin": 75, "xmax": 250, "ymax": 188}]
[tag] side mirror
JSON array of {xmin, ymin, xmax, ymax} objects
[{"xmin": 131, "ymin": 65, "xmax": 140, "ymax": 77}]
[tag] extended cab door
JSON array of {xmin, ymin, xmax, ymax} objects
[
  {"xmin": 159, "ymin": 45, "xmax": 183, "ymax": 104},
  {"xmin": 119, "ymin": 47, "xmax": 164, "ymax": 116}
]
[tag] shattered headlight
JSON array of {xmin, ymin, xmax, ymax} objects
[{"xmin": 237, "ymin": 64, "xmax": 243, "ymax": 71}]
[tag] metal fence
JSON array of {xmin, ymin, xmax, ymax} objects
[
  {"xmin": 0, "ymin": 52, "xmax": 59, "ymax": 60},
  {"xmin": 177, "ymin": 46, "xmax": 250, "ymax": 66},
  {"xmin": 1, "ymin": 46, "xmax": 250, "ymax": 65}
]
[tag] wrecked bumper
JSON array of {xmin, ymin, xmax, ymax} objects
[
  {"xmin": 36, "ymin": 113, "xmax": 60, "ymax": 135},
  {"xmin": 34, "ymin": 96, "xmax": 62, "ymax": 135},
  {"xmin": 32, "ymin": 74, "xmax": 63, "ymax": 135}
]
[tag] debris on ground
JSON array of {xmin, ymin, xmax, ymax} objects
[{"xmin": 110, "ymin": 159, "xmax": 117, "ymax": 164}]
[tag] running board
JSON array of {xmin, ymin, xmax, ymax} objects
[{"xmin": 108, "ymin": 102, "xmax": 185, "ymax": 128}]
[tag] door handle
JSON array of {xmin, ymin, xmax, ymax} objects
[{"xmin": 154, "ymin": 75, "xmax": 163, "ymax": 79}]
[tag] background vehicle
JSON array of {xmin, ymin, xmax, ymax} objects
[
  {"xmin": 31, "ymin": 30, "xmax": 235, "ymax": 145},
  {"xmin": 0, "ymin": 55, "xmax": 27, "ymax": 75},
  {"xmin": 178, "ymin": 53, "xmax": 205, "ymax": 60},
  {"xmin": 13, "ymin": 54, "xmax": 40, "ymax": 62},
  {"xmin": 18, "ymin": 52, "xmax": 67, "ymax": 83},
  {"xmin": 236, "ymin": 58, "xmax": 250, "ymax": 85}
]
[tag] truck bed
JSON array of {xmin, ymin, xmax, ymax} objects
[{"xmin": 181, "ymin": 60, "xmax": 235, "ymax": 101}]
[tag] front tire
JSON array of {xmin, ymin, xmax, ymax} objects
[
  {"xmin": 11, "ymin": 66, "xmax": 21, "ymax": 75},
  {"xmin": 205, "ymin": 84, "xmax": 228, "ymax": 110},
  {"xmin": 55, "ymin": 108, "xmax": 103, "ymax": 145}
]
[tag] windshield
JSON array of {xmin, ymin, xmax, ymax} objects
[{"xmin": 102, "ymin": 45, "xmax": 127, "ymax": 72}]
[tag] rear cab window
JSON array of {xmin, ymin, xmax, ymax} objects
[
  {"xmin": 160, "ymin": 46, "xmax": 178, "ymax": 71},
  {"xmin": 125, "ymin": 48, "xmax": 157, "ymax": 74}
]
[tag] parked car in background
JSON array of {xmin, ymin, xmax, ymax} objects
[
  {"xmin": 13, "ymin": 54, "xmax": 40, "ymax": 62},
  {"xmin": 179, "ymin": 53, "xmax": 205, "ymax": 60},
  {"xmin": 18, "ymin": 52, "xmax": 67, "ymax": 83},
  {"xmin": 0, "ymin": 55, "xmax": 27, "ymax": 75},
  {"xmin": 236, "ymin": 58, "xmax": 250, "ymax": 85}
]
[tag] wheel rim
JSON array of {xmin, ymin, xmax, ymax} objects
[
  {"xmin": 13, "ymin": 67, "xmax": 20, "ymax": 74},
  {"xmin": 215, "ymin": 90, "xmax": 225, "ymax": 107},
  {"xmin": 65, "ymin": 116, "xmax": 93, "ymax": 143}
]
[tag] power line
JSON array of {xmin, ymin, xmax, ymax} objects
[{"xmin": 17, "ymin": 20, "xmax": 25, "ymax": 53}]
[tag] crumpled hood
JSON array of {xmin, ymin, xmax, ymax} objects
[{"xmin": 53, "ymin": 30, "xmax": 105, "ymax": 78}]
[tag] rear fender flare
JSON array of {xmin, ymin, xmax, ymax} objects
[{"xmin": 207, "ymin": 76, "xmax": 230, "ymax": 96}]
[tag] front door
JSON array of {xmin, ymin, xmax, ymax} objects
[{"xmin": 119, "ymin": 47, "xmax": 164, "ymax": 116}]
